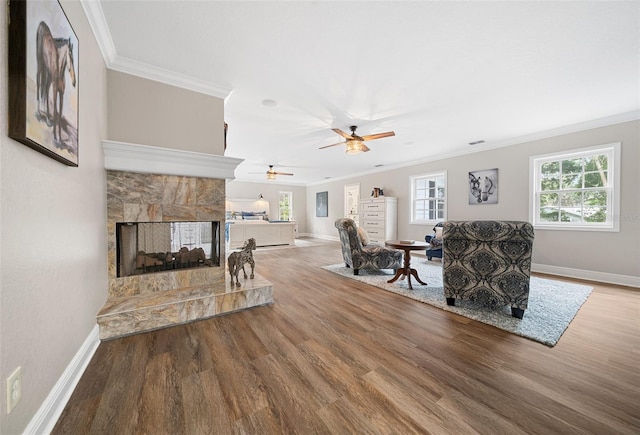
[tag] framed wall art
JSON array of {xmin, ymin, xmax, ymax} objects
[
  {"xmin": 468, "ymin": 168, "xmax": 498, "ymax": 205},
  {"xmin": 316, "ymin": 191, "xmax": 328, "ymax": 217},
  {"xmin": 8, "ymin": 0, "xmax": 79, "ymax": 166}
]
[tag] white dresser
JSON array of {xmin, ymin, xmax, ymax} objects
[{"xmin": 359, "ymin": 197, "xmax": 398, "ymax": 244}]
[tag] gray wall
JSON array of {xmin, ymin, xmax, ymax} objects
[
  {"xmin": 108, "ymin": 70, "xmax": 225, "ymax": 155},
  {"xmin": 307, "ymin": 120, "xmax": 640, "ymax": 280},
  {"xmin": 0, "ymin": 1, "xmax": 108, "ymax": 433},
  {"xmin": 226, "ymin": 180, "xmax": 308, "ymax": 234}
]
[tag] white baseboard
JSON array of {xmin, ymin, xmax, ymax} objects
[
  {"xmin": 24, "ymin": 325, "xmax": 100, "ymax": 435},
  {"xmin": 301, "ymin": 235, "xmax": 639, "ymax": 288},
  {"xmin": 302, "ymin": 232, "xmax": 339, "ymax": 242},
  {"xmin": 532, "ymin": 263, "xmax": 640, "ymax": 288}
]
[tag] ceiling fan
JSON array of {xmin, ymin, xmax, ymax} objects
[
  {"xmin": 250, "ymin": 165, "xmax": 294, "ymax": 180},
  {"xmin": 319, "ymin": 125, "xmax": 395, "ymax": 154}
]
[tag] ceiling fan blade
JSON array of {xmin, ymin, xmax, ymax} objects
[
  {"xmin": 332, "ymin": 128, "xmax": 353, "ymax": 139},
  {"xmin": 361, "ymin": 131, "xmax": 395, "ymax": 141},
  {"xmin": 275, "ymin": 171, "xmax": 294, "ymax": 176},
  {"xmin": 319, "ymin": 141, "xmax": 346, "ymax": 149},
  {"xmin": 361, "ymin": 144, "xmax": 371, "ymax": 152}
]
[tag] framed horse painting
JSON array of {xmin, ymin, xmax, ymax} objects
[
  {"xmin": 8, "ymin": 0, "xmax": 79, "ymax": 166},
  {"xmin": 468, "ymin": 168, "xmax": 498, "ymax": 205}
]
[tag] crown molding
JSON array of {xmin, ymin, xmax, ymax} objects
[
  {"xmin": 103, "ymin": 141, "xmax": 244, "ymax": 180},
  {"xmin": 306, "ymin": 110, "xmax": 640, "ymax": 187},
  {"xmin": 226, "ymin": 178, "xmax": 308, "ymax": 188},
  {"xmin": 108, "ymin": 57, "xmax": 232, "ymax": 99},
  {"xmin": 79, "ymin": 0, "xmax": 232, "ymax": 99},
  {"xmin": 79, "ymin": 0, "xmax": 116, "ymax": 63},
  {"xmin": 485, "ymin": 110, "xmax": 640, "ymax": 151}
]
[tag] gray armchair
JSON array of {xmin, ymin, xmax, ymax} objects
[
  {"xmin": 334, "ymin": 218, "xmax": 403, "ymax": 275},
  {"xmin": 442, "ymin": 220, "xmax": 534, "ymax": 318}
]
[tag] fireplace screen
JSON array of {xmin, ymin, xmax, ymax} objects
[{"xmin": 117, "ymin": 221, "xmax": 220, "ymax": 277}]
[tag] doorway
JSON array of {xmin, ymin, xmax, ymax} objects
[{"xmin": 344, "ymin": 183, "xmax": 360, "ymax": 226}]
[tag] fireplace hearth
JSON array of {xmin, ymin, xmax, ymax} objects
[{"xmin": 98, "ymin": 142, "xmax": 273, "ymax": 340}]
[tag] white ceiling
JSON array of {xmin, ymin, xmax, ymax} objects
[{"xmin": 87, "ymin": 1, "xmax": 639, "ymax": 185}]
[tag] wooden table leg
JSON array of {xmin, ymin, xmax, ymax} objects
[
  {"xmin": 396, "ymin": 248, "xmax": 427, "ymax": 289},
  {"xmin": 409, "ymin": 268, "xmax": 427, "ymax": 286},
  {"xmin": 406, "ymin": 269, "xmax": 414, "ymax": 290},
  {"xmin": 387, "ymin": 268, "xmax": 406, "ymax": 284}
]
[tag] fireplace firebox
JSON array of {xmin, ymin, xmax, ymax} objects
[{"xmin": 116, "ymin": 221, "xmax": 220, "ymax": 277}]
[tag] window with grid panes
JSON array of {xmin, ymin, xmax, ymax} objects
[
  {"xmin": 411, "ymin": 171, "xmax": 447, "ymax": 223},
  {"xmin": 530, "ymin": 143, "xmax": 620, "ymax": 231},
  {"xmin": 278, "ymin": 191, "xmax": 293, "ymax": 221}
]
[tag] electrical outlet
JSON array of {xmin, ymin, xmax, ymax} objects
[{"xmin": 6, "ymin": 366, "xmax": 22, "ymax": 414}]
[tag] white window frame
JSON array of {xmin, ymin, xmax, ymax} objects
[
  {"xmin": 410, "ymin": 171, "xmax": 447, "ymax": 224},
  {"xmin": 278, "ymin": 191, "xmax": 293, "ymax": 221},
  {"xmin": 529, "ymin": 142, "xmax": 620, "ymax": 232}
]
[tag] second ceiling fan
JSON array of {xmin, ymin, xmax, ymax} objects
[
  {"xmin": 319, "ymin": 125, "xmax": 395, "ymax": 154},
  {"xmin": 251, "ymin": 165, "xmax": 294, "ymax": 180}
]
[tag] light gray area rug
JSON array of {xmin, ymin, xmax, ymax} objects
[{"xmin": 322, "ymin": 261, "xmax": 593, "ymax": 346}]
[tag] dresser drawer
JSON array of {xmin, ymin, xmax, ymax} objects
[
  {"xmin": 365, "ymin": 228, "xmax": 385, "ymax": 244},
  {"xmin": 361, "ymin": 201, "xmax": 385, "ymax": 212},
  {"xmin": 362, "ymin": 219, "xmax": 384, "ymax": 228},
  {"xmin": 361, "ymin": 211, "xmax": 385, "ymax": 220}
]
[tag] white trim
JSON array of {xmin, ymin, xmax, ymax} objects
[
  {"xmin": 410, "ymin": 171, "xmax": 447, "ymax": 224},
  {"xmin": 227, "ymin": 178, "xmax": 308, "ymax": 187},
  {"xmin": 103, "ymin": 140, "xmax": 244, "ymax": 179},
  {"xmin": 278, "ymin": 191, "xmax": 294, "ymax": 222},
  {"xmin": 79, "ymin": 0, "xmax": 232, "ymax": 99},
  {"xmin": 305, "ymin": 235, "xmax": 639, "ymax": 287},
  {"xmin": 307, "ymin": 233, "xmax": 340, "ymax": 242},
  {"xmin": 529, "ymin": 142, "xmax": 621, "ymax": 232},
  {"xmin": 109, "ymin": 57, "xmax": 232, "ymax": 99},
  {"xmin": 484, "ymin": 112, "xmax": 638, "ymax": 151},
  {"xmin": 306, "ymin": 111, "xmax": 639, "ymax": 187},
  {"xmin": 532, "ymin": 263, "xmax": 640, "ymax": 288},
  {"xmin": 79, "ymin": 0, "xmax": 116, "ymax": 64},
  {"xmin": 24, "ymin": 325, "xmax": 101, "ymax": 435}
]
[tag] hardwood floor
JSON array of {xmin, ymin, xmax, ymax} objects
[{"xmin": 53, "ymin": 239, "xmax": 640, "ymax": 434}]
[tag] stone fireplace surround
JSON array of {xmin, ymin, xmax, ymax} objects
[{"xmin": 97, "ymin": 141, "xmax": 274, "ymax": 340}]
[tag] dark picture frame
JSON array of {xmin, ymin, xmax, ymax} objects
[
  {"xmin": 469, "ymin": 168, "xmax": 498, "ymax": 205},
  {"xmin": 316, "ymin": 191, "xmax": 328, "ymax": 217},
  {"xmin": 8, "ymin": 0, "xmax": 79, "ymax": 166}
]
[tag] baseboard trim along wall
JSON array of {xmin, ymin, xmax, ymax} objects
[
  {"xmin": 24, "ymin": 325, "xmax": 100, "ymax": 435},
  {"xmin": 309, "ymin": 234, "xmax": 638, "ymax": 288},
  {"xmin": 304, "ymin": 234, "xmax": 640, "ymax": 288},
  {"xmin": 305, "ymin": 233, "xmax": 339, "ymax": 242},
  {"xmin": 531, "ymin": 263, "xmax": 639, "ymax": 289}
]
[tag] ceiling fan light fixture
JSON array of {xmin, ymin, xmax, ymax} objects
[
  {"xmin": 266, "ymin": 172, "xmax": 276, "ymax": 180},
  {"xmin": 345, "ymin": 140, "xmax": 363, "ymax": 155}
]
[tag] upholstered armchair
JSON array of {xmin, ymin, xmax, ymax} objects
[
  {"xmin": 442, "ymin": 221, "xmax": 534, "ymax": 318},
  {"xmin": 334, "ymin": 218, "xmax": 403, "ymax": 275},
  {"xmin": 424, "ymin": 222, "xmax": 444, "ymax": 260}
]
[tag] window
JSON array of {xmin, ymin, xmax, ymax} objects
[
  {"xmin": 411, "ymin": 171, "xmax": 447, "ymax": 223},
  {"xmin": 530, "ymin": 143, "xmax": 620, "ymax": 231},
  {"xmin": 278, "ymin": 191, "xmax": 293, "ymax": 221}
]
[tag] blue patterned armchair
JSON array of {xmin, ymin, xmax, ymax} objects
[
  {"xmin": 442, "ymin": 221, "xmax": 534, "ymax": 318},
  {"xmin": 334, "ymin": 218, "xmax": 403, "ymax": 275},
  {"xmin": 425, "ymin": 222, "xmax": 444, "ymax": 260}
]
